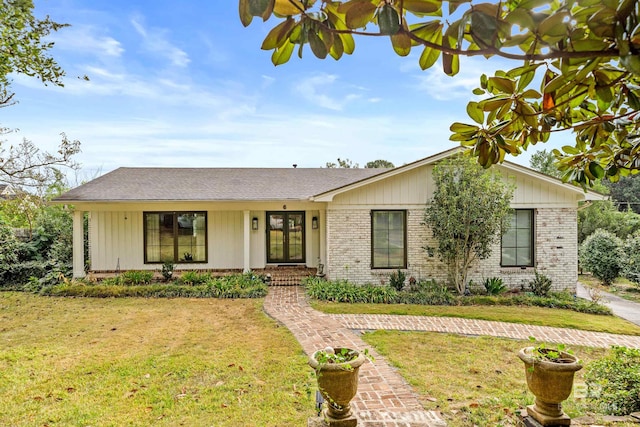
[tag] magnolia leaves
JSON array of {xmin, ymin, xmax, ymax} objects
[{"xmin": 241, "ymin": 0, "xmax": 640, "ymax": 184}]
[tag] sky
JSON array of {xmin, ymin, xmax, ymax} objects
[{"xmin": 3, "ymin": 0, "xmax": 572, "ymax": 183}]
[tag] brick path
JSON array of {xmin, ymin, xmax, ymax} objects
[{"xmin": 263, "ymin": 286, "xmax": 640, "ymax": 427}]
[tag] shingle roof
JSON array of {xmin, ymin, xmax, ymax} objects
[{"xmin": 54, "ymin": 167, "xmax": 388, "ymax": 202}]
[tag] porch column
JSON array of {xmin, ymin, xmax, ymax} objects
[
  {"xmin": 243, "ymin": 210, "xmax": 251, "ymax": 272},
  {"xmin": 72, "ymin": 210, "xmax": 85, "ymax": 278},
  {"xmin": 319, "ymin": 209, "xmax": 327, "ymax": 269}
]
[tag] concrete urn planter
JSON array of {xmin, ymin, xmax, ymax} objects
[
  {"xmin": 518, "ymin": 346, "xmax": 583, "ymax": 426},
  {"xmin": 308, "ymin": 347, "xmax": 366, "ymax": 423}
]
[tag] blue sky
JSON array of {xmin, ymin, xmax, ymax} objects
[{"xmin": 3, "ymin": 0, "xmax": 569, "ymax": 181}]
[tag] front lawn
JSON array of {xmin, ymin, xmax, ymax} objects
[
  {"xmin": 363, "ymin": 332, "xmax": 635, "ymax": 427},
  {"xmin": 312, "ymin": 301, "xmax": 640, "ymax": 336},
  {"xmin": 0, "ymin": 293, "xmax": 313, "ymax": 427}
]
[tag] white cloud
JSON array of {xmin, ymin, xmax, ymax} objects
[
  {"xmin": 130, "ymin": 16, "xmax": 190, "ymax": 67},
  {"xmin": 293, "ymin": 73, "xmax": 361, "ymax": 111},
  {"xmin": 50, "ymin": 25, "xmax": 124, "ymax": 59}
]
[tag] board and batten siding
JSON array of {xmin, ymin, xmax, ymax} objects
[
  {"xmin": 86, "ymin": 206, "xmax": 322, "ymax": 272},
  {"xmin": 88, "ymin": 210, "xmax": 245, "ymax": 271},
  {"xmin": 330, "ymin": 166, "xmax": 433, "ymax": 208}
]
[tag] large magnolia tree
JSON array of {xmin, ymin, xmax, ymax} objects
[{"xmin": 240, "ymin": 0, "xmax": 640, "ymax": 186}]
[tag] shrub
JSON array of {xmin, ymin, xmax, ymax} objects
[
  {"xmin": 528, "ymin": 271, "xmax": 553, "ymax": 297},
  {"xmin": 120, "ymin": 270, "xmax": 154, "ymax": 285},
  {"xmin": 403, "ymin": 279, "xmax": 455, "ymax": 305},
  {"xmin": 586, "ymin": 346, "xmax": 640, "ymax": 416},
  {"xmin": 179, "ymin": 270, "xmax": 211, "ymax": 286},
  {"xmin": 622, "ymin": 232, "xmax": 640, "ymax": 285},
  {"xmin": 483, "ymin": 277, "xmax": 506, "ymax": 295},
  {"xmin": 0, "ymin": 260, "xmax": 50, "ymax": 289},
  {"xmin": 580, "ymin": 229, "xmax": 624, "ymax": 285},
  {"xmin": 45, "ymin": 272, "xmax": 267, "ymax": 298},
  {"xmin": 389, "ymin": 269, "xmax": 406, "ymax": 291},
  {"xmin": 161, "ymin": 261, "xmax": 174, "ymax": 281}
]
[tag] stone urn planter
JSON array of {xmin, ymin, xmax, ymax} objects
[
  {"xmin": 518, "ymin": 346, "xmax": 583, "ymax": 426},
  {"xmin": 308, "ymin": 347, "xmax": 366, "ymax": 426}
]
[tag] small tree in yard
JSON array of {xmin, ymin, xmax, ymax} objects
[
  {"xmin": 580, "ymin": 229, "xmax": 624, "ymax": 286},
  {"xmin": 622, "ymin": 232, "xmax": 640, "ymax": 285},
  {"xmin": 425, "ymin": 155, "xmax": 513, "ymax": 295}
]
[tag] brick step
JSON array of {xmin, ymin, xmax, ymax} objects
[{"xmin": 262, "ymin": 267, "xmax": 317, "ymax": 286}]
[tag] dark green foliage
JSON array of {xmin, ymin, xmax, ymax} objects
[
  {"xmin": 622, "ymin": 232, "xmax": 640, "ymax": 285},
  {"xmin": 179, "ymin": 270, "xmax": 211, "ymax": 286},
  {"xmin": 304, "ymin": 278, "xmax": 610, "ymax": 315},
  {"xmin": 578, "ymin": 201, "xmax": 640, "ymax": 244},
  {"xmin": 161, "ymin": 261, "xmax": 174, "ymax": 281},
  {"xmin": 586, "ymin": 346, "xmax": 640, "ymax": 416},
  {"xmin": 529, "ymin": 149, "xmax": 562, "ymax": 178},
  {"xmin": 528, "ymin": 271, "xmax": 553, "ymax": 297},
  {"xmin": 580, "ymin": 229, "xmax": 624, "ymax": 285},
  {"xmin": 605, "ymin": 175, "xmax": 640, "ymax": 214},
  {"xmin": 389, "ymin": 269, "xmax": 406, "ymax": 291},
  {"xmin": 424, "ymin": 155, "xmax": 514, "ymax": 294},
  {"xmin": 45, "ymin": 272, "xmax": 268, "ymax": 298},
  {"xmin": 120, "ymin": 270, "xmax": 154, "ymax": 285},
  {"xmin": 0, "ymin": 260, "xmax": 50, "ymax": 290},
  {"xmin": 483, "ymin": 277, "xmax": 506, "ymax": 295},
  {"xmin": 304, "ymin": 277, "xmax": 459, "ymax": 306}
]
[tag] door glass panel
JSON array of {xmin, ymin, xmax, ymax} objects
[
  {"xmin": 288, "ymin": 214, "xmax": 304, "ymax": 261},
  {"xmin": 269, "ymin": 214, "xmax": 285, "ymax": 261}
]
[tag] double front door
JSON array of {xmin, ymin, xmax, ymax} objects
[{"xmin": 267, "ymin": 212, "xmax": 305, "ymax": 263}]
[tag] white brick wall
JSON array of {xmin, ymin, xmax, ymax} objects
[{"xmin": 325, "ymin": 207, "xmax": 578, "ymax": 292}]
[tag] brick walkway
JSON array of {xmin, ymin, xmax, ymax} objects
[{"xmin": 263, "ymin": 286, "xmax": 640, "ymax": 427}]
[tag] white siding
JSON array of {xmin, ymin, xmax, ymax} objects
[{"xmin": 84, "ymin": 203, "xmax": 321, "ymax": 272}]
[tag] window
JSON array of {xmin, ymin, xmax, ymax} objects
[
  {"xmin": 144, "ymin": 212, "xmax": 207, "ymax": 263},
  {"xmin": 501, "ymin": 209, "xmax": 534, "ymax": 267},
  {"xmin": 371, "ymin": 210, "xmax": 407, "ymax": 269}
]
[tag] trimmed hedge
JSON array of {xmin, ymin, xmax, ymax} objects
[{"xmin": 304, "ymin": 278, "xmax": 611, "ymax": 315}]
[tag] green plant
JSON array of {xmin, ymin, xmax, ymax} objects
[
  {"xmin": 120, "ymin": 270, "xmax": 154, "ymax": 285},
  {"xmin": 389, "ymin": 269, "xmax": 406, "ymax": 291},
  {"xmin": 622, "ymin": 232, "xmax": 640, "ymax": 286},
  {"xmin": 580, "ymin": 229, "xmax": 624, "ymax": 286},
  {"xmin": 528, "ymin": 271, "xmax": 552, "ymax": 297},
  {"xmin": 424, "ymin": 155, "xmax": 514, "ymax": 295},
  {"xmin": 179, "ymin": 270, "xmax": 211, "ymax": 286},
  {"xmin": 585, "ymin": 346, "xmax": 640, "ymax": 416},
  {"xmin": 161, "ymin": 260, "xmax": 174, "ymax": 281},
  {"xmin": 483, "ymin": 277, "xmax": 507, "ymax": 296},
  {"xmin": 527, "ymin": 337, "xmax": 576, "ymax": 364},
  {"xmin": 313, "ymin": 347, "xmax": 364, "ymax": 368}
]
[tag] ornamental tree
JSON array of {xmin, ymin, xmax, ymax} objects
[
  {"xmin": 0, "ymin": 1, "xmax": 80, "ymax": 188},
  {"xmin": 424, "ymin": 154, "xmax": 513, "ymax": 294},
  {"xmin": 240, "ymin": 0, "xmax": 640, "ymax": 186}
]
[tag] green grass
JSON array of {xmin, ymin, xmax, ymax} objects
[
  {"xmin": 0, "ymin": 293, "xmax": 314, "ymax": 426},
  {"xmin": 311, "ymin": 301, "xmax": 640, "ymax": 336},
  {"xmin": 362, "ymin": 331, "xmax": 636, "ymax": 427},
  {"xmin": 579, "ymin": 274, "xmax": 640, "ymax": 304}
]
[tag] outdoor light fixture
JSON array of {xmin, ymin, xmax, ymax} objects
[
  {"xmin": 252, "ymin": 217, "xmax": 258, "ymax": 230},
  {"xmin": 312, "ymin": 216, "xmax": 318, "ymax": 229}
]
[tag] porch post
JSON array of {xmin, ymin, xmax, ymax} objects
[
  {"xmin": 72, "ymin": 209, "xmax": 85, "ymax": 278},
  {"xmin": 243, "ymin": 210, "xmax": 251, "ymax": 272},
  {"xmin": 319, "ymin": 209, "xmax": 327, "ymax": 269}
]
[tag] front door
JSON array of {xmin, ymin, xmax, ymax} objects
[{"xmin": 267, "ymin": 212, "xmax": 305, "ymax": 264}]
